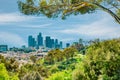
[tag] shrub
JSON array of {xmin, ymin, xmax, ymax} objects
[
  {"xmin": 46, "ymin": 71, "xmax": 72, "ymax": 80},
  {"xmin": 0, "ymin": 63, "xmax": 9, "ymax": 80}
]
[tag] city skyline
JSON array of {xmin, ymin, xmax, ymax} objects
[
  {"xmin": 28, "ymin": 32, "xmax": 63, "ymax": 49},
  {"xmin": 0, "ymin": 0, "xmax": 120, "ymax": 47}
]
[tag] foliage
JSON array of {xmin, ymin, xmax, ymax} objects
[
  {"xmin": 1, "ymin": 38, "xmax": 120, "ymax": 80},
  {"xmin": 45, "ymin": 52, "xmax": 84, "ymax": 79},
  {"xmin": 46, "ymin": 70, "xmax": 72, "ymax": 80},
  {"xmin": 18, "ymin": 63, "xmax": 50, "ymax": 79},
  {"xmin": 30, "ymin": 55, "xmax": 37, "ymax": 63},
  {"xmin": 72, "ymin": 69, "xmax": 85, "ymax": 80},
  {"xmin": 58, "ymin": 58, "xmax": 78, "ymax": 71},
  {"xmin": 18, "ymin": 0, "xmax": 120, "ymax": 24},
  {"xmin": 22, "ymin": 71, "xmax": 42, "ymax": 80},
  {"xmin": 50, "ymin": 64, "xmax": 59, "ymax": 73},
  {"xmin": 0, "ymin": 63, "xmax": 10, "ymax": 80},
  {"xmin": 63, "ymin": 47, "xmax": 78, "ymax": 60},
  {"xmin": 44, "ymin": 47, "xmax": 78, "ymax": 65},
  {"xmin": 0, "ymin": 63, "xmax": 19, "ymax": 80},
  {"xmin": 0, "ymin": 54, "xmax": 5, "ymax": 63},
  {"xmin": 5, "ymin": 58, "xmax": 19, "ymax": 72},
  {"xmin": 73, "ymin": 39, "xmax": 120, "ymax": 80},
  {"xmin": 10, "ymin": 74, "xmax": 19, "ymax": 80},
  {"xmin": 44, "ymin": 49, "xmax": 64, "ymax": 64},
  {"xmin": 72, "ymin": 39, "xmax": 86, "ymax": 54}
]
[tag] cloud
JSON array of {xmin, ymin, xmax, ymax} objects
[
  {"xmin": 19, "ymin": 23, "xmax": 52, "ymax": 28},
  {"xmin": 59, "ymin": 15, "xmax": 120, "ymax": 39},
  {"xmin": 0, "ymin": 32, "xmax": 27, "ymax": 47},
  {"xmin": 0, "ymin": 12, "xmax": 44, "ymax": 24},
  {"xmin": 61, "ymin": 38, "xmax": 75, "ymax": 42}
]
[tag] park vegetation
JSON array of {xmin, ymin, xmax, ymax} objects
[{"xmin": 1, "ymin": 38, "xmax": 120, "ymax": 80}]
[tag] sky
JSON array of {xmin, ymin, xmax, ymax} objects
[{"xmin": 0, "ymin": 0, "xmax": 120, "ymax": 48}]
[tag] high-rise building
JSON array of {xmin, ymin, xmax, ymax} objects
[
  {"xmin": 37, "ymin": 33, "xmax": 43, "ymax": 47},
  {"xmin": 28, "ymin": 35, "xmax": 36, "ymax": 47},
  {"xmin": 0, "ymin": 45, "xmax": 8, "ymax": 52},
  {"xmin": 79, "ymin": 38, "xmax": 83, "ymax": 44},
  {"xmin": 45, "ymin": 36, "xmax": 52, "ymax": 48},
  {"xmin": 66, "ymin": 43, "xmax": 70, "ymax": 48},
  {"xmin": 28, "ymin": 35, "xmax": 32, "ymax": 47},
  {"xmin": 28, "ymin": 33, "xmax": 64, "ymax": 49},
  {"xmin": 60, "ymin": 41, "xmax": 63, "ymax": 49},
  {"xmin": 51, "ymin": 39, "xmax": 55, "ymax": 48},
  {"xmin": 55, "ymin": 39, "xmax": 58, "ymax": 48}
]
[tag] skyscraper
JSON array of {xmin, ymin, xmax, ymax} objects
[
  {"xmin": 51, "ymin": 39, "xmax": 55, "ymax": 48},
  {"xmin": 60, "ymin": 41, "xmax": 63, "ymax": 49},
  {"xmin": 0, "ymin": 45, "xmax": 8, "ymax": 52},
  {"xmin": 28, "ymin": 35, "xmax": 36, "ymax": 47},
  {"xmin": 37, "ymin": 33, "xmax": 43, "ymax": 47},
  {"xmin": 45, "ymin": 36, "xmax": 52, "ymax": 48},
  {"xmin": 28, "ymin": 33, "xmax": 63, "ymax": 49},
  {"xmin": 66, "ymin": 43, "xmax": 70, "ymax": 48},
  {"xmin": 55, "ymin": 39, "xmax": 58, "ymax": 48}
]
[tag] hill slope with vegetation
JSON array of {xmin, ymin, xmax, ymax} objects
[{"xmin": 0, "ymin": 38, "xmax": 120, "ymax": 80}]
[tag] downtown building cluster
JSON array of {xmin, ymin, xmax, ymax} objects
[
  {"xmin": 28, "ymin": 33, "xmax": 63, "ymax": 49},
  {"xmin": 0, "ymin": 33, "xmax": 70, "ymax": 53}
]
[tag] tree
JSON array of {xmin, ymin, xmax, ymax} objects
[
  {"xmin": 0, "ymin": 54, "xmax": 5, "ymax": 63},
  {"xmin": 72, "ymin": 39, "xmax": 85, "ymax": 54},
  {"xmin": 45, "ymin": 49, "xmax": 63, "ymax": 64},
  {"xmin": 63, "ymin": 47, "xmax": 77, "ymax": 60},
  {"xmin": 5, "ymin": 58, "xmax": 19, "ymax": 72},
  {"xmin": 18, "ymin": 0, "xmax": 120, "ymax": 24},
  {"xmin": 22, "ymin": 71, "xmax": 42, "ymax": 80},
  {"xmin": 46, "ymin": 70, "xmax": 72, "ymax": 80},
  {"xmin": 73, "ymin": 39, "xmax": 120, "ymax": 80},
  {"xmin": 30, "ymin": 55, "xmax": 37, "ymax": 63}
]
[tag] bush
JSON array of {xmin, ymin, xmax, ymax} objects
[
  {"xmin": 0, "ymin": 63, "xmax": 19, "ymax": 80},
  {"xmin": 0, "ymin": 63, "xmax": 10, "ymax": 80},
  {"xmin": 72, "ymin": 70, "xmax": 86, "ymax": 80},
  {"xmin": 46, "ymin": 71, "xmax": 72, "ymax": 80},
  {"xmin": 50, "ymin": 65, "xmax": 59, "ymax": 73},
  {"xmin": 22, "ymin": 71, "xmax": 42, "ymax": 80}
]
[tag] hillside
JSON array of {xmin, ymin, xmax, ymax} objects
[{"xmin": 0, "ymin": 38, "xmax": 120, "ymax": 80}]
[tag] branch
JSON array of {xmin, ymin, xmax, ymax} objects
[{"xmin": 93, "ymin": 3, "xmax": 120, "ymax": 24}]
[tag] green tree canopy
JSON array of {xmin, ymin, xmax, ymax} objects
[
  {"xmin": 73, "ymin": 39, "xmax": 120, "ymax": 80},
  {"xmin": 45, "ymin": 49, "xmax": 63, "ymax": 64},
  {"xmin": 18, "ymin": 0, "xmax": 120, "ymax": 24},
  {"xmin": 63, "ymin": 47, "xmax": 78, "ymax": 60}
]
